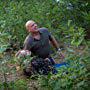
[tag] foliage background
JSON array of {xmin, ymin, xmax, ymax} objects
[
  {"xmin": 0, "ymin": 0, "xmax": 90, "ymax": 47},
  {"xmin": 0, "ymin": 0, "xmax": 90, "ymax": 90}
]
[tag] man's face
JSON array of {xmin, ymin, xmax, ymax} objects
[{"xmin": 27, "ymin": 21, "xmax": 38, "ymax": 33}]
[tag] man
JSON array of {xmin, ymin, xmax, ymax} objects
[{"xmin": 16, "ymin": 20, "xmax": 64, "ymax": 76}]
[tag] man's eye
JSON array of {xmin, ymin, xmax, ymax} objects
[
  {"xmin": 31, "ymin": 23, "xmax": 36, "ymax": 27},
  {"xmin": 31, "ymin": 24, "xmax": 34, "ymax": 27}
]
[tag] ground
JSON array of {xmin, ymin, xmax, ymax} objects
[{"xmin": 0, "ymin": 45, "xmax": 88, "ymax": 90}]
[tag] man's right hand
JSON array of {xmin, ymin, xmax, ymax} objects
[{"xmin": 15, "ymin": 50, "xmax": 31, "ymax": 58}]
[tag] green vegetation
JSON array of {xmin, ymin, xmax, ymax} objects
[{"xmin": 0, "ymin": 0, "xmax": 90, "ymax": 90}]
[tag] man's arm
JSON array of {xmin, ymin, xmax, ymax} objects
[
  {"xmin": 49, "ymin": 35, "xmax": 59, "ymax": 50},
  {"xmin": 15, "ymin": 36, "xmax": 31, "ymax": 57},
  {"xmin": 49, "ymin": 35, "xmax": 65, "ymax": 59}
]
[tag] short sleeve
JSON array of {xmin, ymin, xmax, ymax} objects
[
  {"xmin": 48, "ymin": 32, "xmax": 53, "ymax": 41},
  {"xmin": 44, "ymin": 28, "xmax": 53, "ymax": 41}
]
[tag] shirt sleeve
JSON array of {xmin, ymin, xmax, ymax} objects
[
  {"xmin": 48, "ymin": 32, "xmax": 53, "ymax": 41},
  {"xmin": 44, "ymin": 28, "xmax": 53, "ymax": 41}
]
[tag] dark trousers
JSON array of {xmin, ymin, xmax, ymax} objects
[{"xmin": 48, "ymin": 57, "xmax": 55, "ymax": 65}]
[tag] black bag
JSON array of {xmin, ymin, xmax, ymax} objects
[{"xmin": 23, "ymin": 57, "xmax": 55, "ymax": 77}]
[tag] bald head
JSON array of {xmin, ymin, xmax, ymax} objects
[
  {"xmin": 25, "ymin": 20, "xmax": 38, "ymax": 33},
  {"xmin": 25, "ymin": 20, "xmax": 34, "ymax": 30}
]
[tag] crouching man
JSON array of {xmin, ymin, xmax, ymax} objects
[{"xmin": 16, "ymin": 20, "xmax": 64, "ymax": 77}]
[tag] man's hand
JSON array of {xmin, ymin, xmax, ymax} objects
[
  {"xmin": 59, "ymin": 52, "xmax": 65, "ymax": 59},
  {"xmin": 15, "ymin": 50, "xmax": 31, "ymax": 58},
  {"xmin": 57, "ymin": 48, "xmax": 65, "ymax": 59}
]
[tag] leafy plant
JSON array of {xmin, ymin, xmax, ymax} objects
[{"xmin": 37, "ymin": 48, "xmax": 89, "ymax": 90}]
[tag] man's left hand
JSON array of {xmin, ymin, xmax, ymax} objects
[
  {"xmin": 59, "ymin": 52, "xmax": 65, "ymax": 59},
  {"xmin": 57, "ymin": 48, "xmax": 65, "ymax": 59}
]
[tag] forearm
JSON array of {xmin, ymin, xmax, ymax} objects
[
  {"xmin": 50, "ymin": 36, "xmax": 65, "ymax": 59},
  {"xmin": 50, "ymin": 36, "xmax": 59, "ymax": 50}
]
